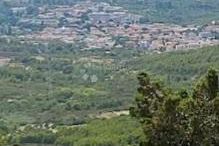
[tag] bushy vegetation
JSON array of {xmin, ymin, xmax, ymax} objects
[
  {"xmin": 0, "ymin": 37, "xmax": 218, "ymax": 126},
  {"xmin": 0, "ymin": 135, "xmax": 8, "ymax": 146},
  {"xmin": 0, "ymin": 121, "xmax": 9, "ymax": 146},
  {"xmin": 12, "ymin": 116, "xmax": 143, "ymax": 146},
  {"xmin": 56, "ymin": 116, "xmax": 143, "ymax": 146},
  {"xmin": 14, "ymin": 129, "xmax": 56, "ymax": 144},
  {"xmin": 130, "ymin": 69, "xmax": 219, "ymax": 145}
]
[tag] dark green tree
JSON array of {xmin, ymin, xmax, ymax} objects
[
  {"xmin": 131, "ymin": 69, "xmax": 219, "ymax": 146},
  {"xmin": 193, "ymin": 68, "xmax": 218, "ymax": 100}
]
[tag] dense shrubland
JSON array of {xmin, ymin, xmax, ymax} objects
[
  {"xmin": 9, "ymin": 116, "xmax": 142, "ymax": 146},
  {"xmin": 0, "ymin": 38, "xmax": 218, "ymax": 126}
]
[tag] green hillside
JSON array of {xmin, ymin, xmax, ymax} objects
[
  {"xmin": 97, "ymin": 0, "xmax": 219, "ymax": 24},
  {"xmin": 0, "ymin": 37, "xmax": 218, "ymax": 127},
  {"xmin": 3, "ymin": 116, "xmax": 142, "ymax": 146}
]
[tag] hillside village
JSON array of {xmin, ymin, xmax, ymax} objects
[
  {"xmin": 0, "ymin": 1, "xmax": 219, "ymax": 146},
  {"xmin": 2, "ymin": 0, "xmax": 219, "ymax": 52}
]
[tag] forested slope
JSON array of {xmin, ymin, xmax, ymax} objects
[
  {"xmin": 1, "ymin": 47, "xmax": 218, "ymax": 146},
  {"xmin": 0, "ymin": 38, "xmax": 218, "ymax": 126},
  {"xmin": 97, "ymin": 0, "xmax": 219, "ymax": 24}
]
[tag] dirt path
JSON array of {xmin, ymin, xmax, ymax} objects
[{"xmin": 95, "ymin": 110, "xmax": 129, "ymax": 119}]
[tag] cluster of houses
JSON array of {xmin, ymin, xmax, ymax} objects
[{"xmin": 5, "ymin": 1, "xmax": 219, "ymax": 52}]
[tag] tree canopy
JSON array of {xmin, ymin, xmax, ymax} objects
[{"xmin": 130, "ymin": 68, "xmax": 219, "ymax": 146}]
